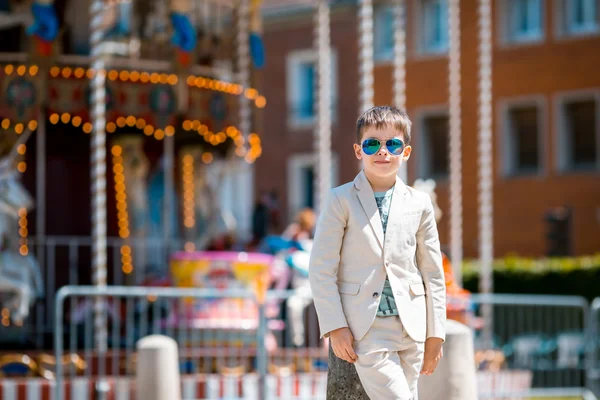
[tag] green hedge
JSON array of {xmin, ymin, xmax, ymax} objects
[{"xmin": 460, "ymin": 254, "xmax": 600, "ymax": 303}]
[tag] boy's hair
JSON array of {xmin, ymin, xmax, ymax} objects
[{"xmin": 356, "ymin": 106, "xmax": 412, "ymax": 145}]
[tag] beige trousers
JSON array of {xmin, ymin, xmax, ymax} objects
[{"xmin": 353, "ymin": 316, "xmax": 425, "ymax": 400}]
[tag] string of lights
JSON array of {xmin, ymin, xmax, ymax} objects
[{"xmin": 1, "ymin": 64, "xmax": 266, "ymax": 109}]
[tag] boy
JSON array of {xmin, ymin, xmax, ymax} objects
[{"xmin": 309, "ymin": 106, "xmax": 446, "ymax": 399}]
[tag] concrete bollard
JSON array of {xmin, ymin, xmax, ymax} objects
[
  {"xmin": 418, "ymin": 320, "xmax": 478, "ymax": 400},
  {"xmin": 136, "ymin": 335, "xmax": 182, "ymax": 400}
]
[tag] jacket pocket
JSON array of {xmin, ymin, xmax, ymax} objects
[
  {"xmin": 337, "ymin": 280, "xmax": 361, "ymax": 295},
  {"xmin": 409, "ymin": 282, "xmax": 426, "ymax": 296}
]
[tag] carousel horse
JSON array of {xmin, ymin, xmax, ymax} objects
[{"xmin": 0, "ymin": 131, "xmax": 44, "ymax": 324}]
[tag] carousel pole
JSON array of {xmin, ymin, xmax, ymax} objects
[
  {"xmin": 314, "ymin": 0, "xmax": 332, "ymax": 214},
  {"xmin": 392, "ymin": 0, "xmax": 407, "ymax": 183},
  {"xmin": 35, "ymin": 112, "xmax": 45, "ymax": 292},
  {"xmin": 90, "ymin": 0, "xmax": 111, "ymax": 397},
  {"xmin": 358, "ymin": 0, "xmax": 374, "ymax": 114},
  {"xmin": 448, "ymin": 0, "xmax": 463, "ymax": 285},
  {"xmin": 163, "ymin": 135, "xmax": 175, "ymax": 260},
  {"xmin": 237, "ymin": 0, "xmax": 251, "ymax": 149},
  {"xmin": 477, "ymin": 0, "xmax": 494, "ymax": 347}
]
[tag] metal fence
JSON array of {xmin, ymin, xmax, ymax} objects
[
  {"xmin": 53, "ymin": 285, "xmax": 327, "ymax": 400},
  {"xmin": 49, "ymin": 284, "xmax": 600, "ymax": 400},
  {"xmin": 8, "ymin": 236, "xmax": 183, "ymax": 347},
  {"xmin": 469, "ymin": 294, "xmax": 595, "ymax": 398},
  {"xmin": 590, "ymin": 297, "xmax": 600, "ymax": 397}
]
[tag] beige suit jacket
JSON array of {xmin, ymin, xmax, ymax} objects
[{"xmin": 308, "ymin": 171, "xmax": 446, "ymax": 343}]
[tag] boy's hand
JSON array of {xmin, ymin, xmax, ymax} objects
[
  {"xmin": 421, "ymin": 337, "xmax": 443, "ymax": 375},
  {"xmin": 330, "ymin": 327, "xmax": 357, "ymax": 363}
]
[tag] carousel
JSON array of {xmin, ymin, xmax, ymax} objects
[{"xmin": 0, "ymin": 0, "xmax": 496, "ymax": 398}]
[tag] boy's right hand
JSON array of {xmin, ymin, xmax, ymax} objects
[{"xmin": 330, "ymin": 327, "xmax": 357, "ymax": 363}]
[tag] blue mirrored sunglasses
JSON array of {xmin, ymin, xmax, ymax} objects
[{"xmin": 361, "ymin": 138, "xmax": 405, "ymax": 156}]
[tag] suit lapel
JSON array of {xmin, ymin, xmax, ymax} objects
[
  {"xmin": 383, "ymin": 175, "xmax": 409, "ymax": 253},
  {"xmin": 354, "ymin": 171, "xmax": 385, "ymax": 250}
]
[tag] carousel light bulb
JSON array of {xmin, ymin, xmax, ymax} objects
[
  {"xmin": 202, "ymin": 153, "xmax": 213, "ymax": 164},
  {"xmin": 75, "ymin": 68, "xmax": 85, "ymax": 78},
  {"xmin": 119, "ymin": 70, "xmax": 130, "ymax": 81},
  {"xmin": 144, "ymin": 125, "xmax": 154, "ymax": 136},
  {"xmin": 154, "ymin": 130, "xmax": 165, "ymax": 140},
  {"xmin": 1, "ymin": 119, "xmax": 9, "ymax": 129},
  {"xmin": 182, "ymin": 120, "xmax": 192, "ymax": 131},
  {"xmin": 245, "ymin": 88, "xmax": 258, "ymax": 99},
  {"xmin": 14, "ymin": 123, "xmax": 24, "ymax": 134},
  {"xmin": 186, "ymin": 76, "xmax": 195, "ymax": 86},
  {"xmin": 62, "ymin": 67, "xmax": 72, "ymax": 78},
  {"xmin": 28, "ymin": 120, "xmax": 38, "ymax": 131},
  {"xmin": 61, "ymin": 113, "xmax": 71, "ymax": 124},
  {"xmin": 17, "ymin": 162, "xmax": 26, "ymax": 173},
  {"xmin": 159, "ymin": 73, "xmax": 168, "ymax": 84},
  {"xmin": 150, "ymin": 73, "xmax": 160, "ymax": 84},
  {"xmin": 255, "ymin": 96, "xmax": 267, "ymax": 108},
  {"xmin": 165, "ymin": 126, "xmax": 175, "ymax": 136},
  {"xmin": 29, "ymin": 65, "xmax": 39, "ymax": 76},
  {"xmin": 140, "ymin": 72, "xmax": 150, "ymax": 83},
  {"xmin": 167, "ymin": 75, "xmax": 178, "ymax": 85},
  {"xmin": 108, "ymin": 70, "xmax": 119, "ymax": 81},
  {"xmin": 50, "ymin": 66, "xmax": 60, "ymax": 77},
  {"xmin": 106, "ymin": 122, "xmax": 117, "ymax": 133},
  {"xmin": 83, "ymin": 123, "xmax": 92, "ymax": 133},
  {"xmin": 116, "ymin": 117, "xmax": 126, "ymax": 128},
  {"xmin": 130, "ymin": 71, "xmax": 140, "ymax": 82},
  {"xmin": 195, "ymin": 77, "xmax": 205, "ymax": 87},
  {"xmin": 126, "ymin": 116, "xmax": 136, "ymax": 126},
  {"xmin": 17, "ymin": 144, "xmax": 26, "ymax": 155},
  {"xmin": 120, "ymin": 245, "xmax": 131, "ymax": 255},
  {"xmin": 136, "ymin": 119, "xmax": 146, "ymax": 129},
  {"xmin": 72, "ymin": 116, "xmax": 82, "ymax": 127},
  {"xmin": 86, "ymin": 69, "xmax": 95, "ymax": 79},
  {"xmin": 4, "ymin": 65, "xmax": 14, "ymax": 75},
  {"xmin": 17, "ymin": 65, "xmax": 26, "ymax": 76}
]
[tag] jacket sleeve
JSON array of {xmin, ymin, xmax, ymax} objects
[
  {"xmin": 416, "ymin": 196, "xmax": 446, "ymax": 341},
  {"xmin": 308, "ymin": 190, "xmax": 348, "ymax": 338}
]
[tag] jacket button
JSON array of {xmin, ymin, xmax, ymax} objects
[{"xmin": 373, "ymin": 292, "xmax": 379, "ymax": 298}]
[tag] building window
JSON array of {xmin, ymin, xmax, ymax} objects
[
  {"xmin": 287, "ymin": 154, "xmax": 339, "ymax": 220},
  {"xmin": 286, "ymin": 50, "xmax": 337, "ymax": 129},
  {"xmin": 504, "ymin": 0, "xmax": 544, "ymax": 43},
  {"xmin": 419, "ymin": 114, "xmax": 449, "ymax": 180},
  {"xmin": 559, "ymin": 0, "xmax": 599, "ymax": 36},
  {"xmin": 505, "ymin": 105, "xmax": 542, "ymax": 175},
  {"xmin": 419, "ymin": 0, "xmax": 449, "ymax": 54},
  {"xmin": 374, "ymin": 5, "xmax": 394, "ymax": 61},
  {"xmin": 559, "ymin": 98, "xmax": 598, "ymax": 170}
]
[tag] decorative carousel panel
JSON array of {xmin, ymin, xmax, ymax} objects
[
  {"xmin": 186, "ymin": 87, "xmax": 237, "ymax": 134},
  {"xmin": 0, "ymin": 72, "xmax": 39, "ymax": 122}
]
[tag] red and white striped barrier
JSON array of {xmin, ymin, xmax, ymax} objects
[{"xmin": 0, "ymin": 373, "xmax": 329, "ymax": 400}]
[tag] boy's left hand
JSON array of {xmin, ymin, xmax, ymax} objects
[{"xmin": 421, "ymin": 337, "xmax": 443, "ymax": 375}]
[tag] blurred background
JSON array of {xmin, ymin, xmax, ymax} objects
[{"xmin": 0, "ymin": 0, "xmax": 598, "ymax": 399}]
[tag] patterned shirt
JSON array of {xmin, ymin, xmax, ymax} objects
[{"xmin": 374, "ymin": 187, "xmax": 399, "ymax": 317}]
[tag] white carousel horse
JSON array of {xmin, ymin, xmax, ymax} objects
[{"xmin": 0, "ymin": 131, "xmax": 44, "ymax": 324}]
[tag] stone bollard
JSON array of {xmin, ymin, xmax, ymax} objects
[
  {"xmin": 136, "ymin": 335, "xmax": 182, "ymax": 400},
  {"xmin": 418, "ymin": 320, "xmax": 478, "ymax": 400},
  {"xmin": 326, "ymin": 320, "xmax": 478, "ymax": 400}
]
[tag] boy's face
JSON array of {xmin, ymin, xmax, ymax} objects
[{"xmin": 353, "ymin": 127, "xmax": 412, "ymax": 180}]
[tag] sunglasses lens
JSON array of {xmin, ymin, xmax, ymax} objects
[
  {"xmin": 362, "ymin": 139, "xmax": 380, "ymax": 155},
  {"xmin": 386, "ymin": 138, "xmax": 404, "ymax": 155}
]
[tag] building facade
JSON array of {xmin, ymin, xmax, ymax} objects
[{"xmin": 256, "ymin": 0, "xmax": 600, "ymax": 258}]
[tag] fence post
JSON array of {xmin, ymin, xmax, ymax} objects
[{"xmin": 136, "ymin": 335, "xmax": 181, "ymax": 400}]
